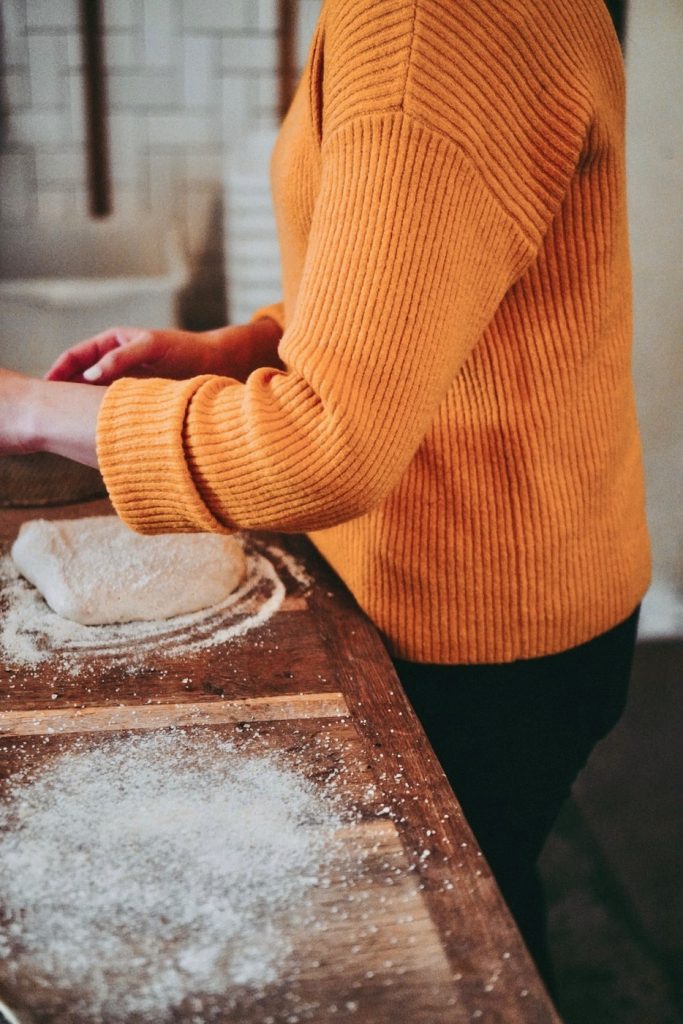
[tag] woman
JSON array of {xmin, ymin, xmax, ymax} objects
[{"xmin": 0, "ymin": 0, "xmax": 650, "ymax": 987}]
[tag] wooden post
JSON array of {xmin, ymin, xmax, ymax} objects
[
  {"xmin": 277, "ymin": 0, "xmax": 298, "ymax": 123},
  {"xmin": 604, "ymin": 0, "xmax": 628, "ymax": 47},
  {"xmin": 79, "ymin": 0, "xmax": 112, "ymax": 217}
]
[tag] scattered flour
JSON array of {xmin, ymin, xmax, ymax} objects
[
  {"xmin": 265, "ymin": 542, "xmax": 312, "ymax": 590},
  {"xmin": 0, "ymin": 729, "xmax": 348, "ymax": 1022},
  {"xmin": 0, "ymin": 537, "xmax": 295, "ymax": 675}
]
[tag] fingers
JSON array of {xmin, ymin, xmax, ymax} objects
[
  {"xmin": 44, "ymin": 328, "xmax": 131, "ymax": 382},
  {"xmin": 44, "ymin": 328, "xmax": 160, "ymax": 384},
  {"xmin": 81, "ymin": 332, "xmax": 162, "ymax": 384}
]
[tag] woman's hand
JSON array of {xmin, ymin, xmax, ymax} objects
[
  {"xmin": 45, "ymin": 319, "xmax": 284, "ymax": 386},
  {"xmin": 0, "ymin": 368, "xmax": 103, "ymax": 467}
]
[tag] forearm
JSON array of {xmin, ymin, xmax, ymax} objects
[{"xmin": 24, "ymin": 378, "xmax": 103, "ymax": 467}]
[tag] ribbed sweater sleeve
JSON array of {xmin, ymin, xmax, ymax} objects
[{"xmin": 97, "ymin": 111, "xmax": 532, "ymax": 534}]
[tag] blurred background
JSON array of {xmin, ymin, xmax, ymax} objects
[{"xmin": 0, "ymin": 2, "xmax": 681, "ymax": 1021}]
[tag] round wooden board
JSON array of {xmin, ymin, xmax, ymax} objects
[{"xmin": 0, "ymin": 453, "xmax": 107, "ymax": 508}]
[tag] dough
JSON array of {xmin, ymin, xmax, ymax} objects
[{"xmin": 11, "ymin": 516, "xmax": 246, "ymax": 626}]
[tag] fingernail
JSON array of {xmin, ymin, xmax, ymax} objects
[{"xmin": 83, "ymin": 364, "xmax": 103, "ymax": 382}]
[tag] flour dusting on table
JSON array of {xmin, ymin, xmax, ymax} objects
[{"xmin": 0, "ymin": 729, "xmax": 351, "ymax": 1023}]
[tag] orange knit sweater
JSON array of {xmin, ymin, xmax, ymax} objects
[{"xmin": 98, "ymin": 0, "xmax": 651, "ymax": 663}]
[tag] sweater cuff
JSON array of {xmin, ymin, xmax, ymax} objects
[
  {"xmin": 97, "ymin": 375, "xmax": 234, "ymax": 535},
  {"xmin": 249, "ymin": 301, "xmax": 285, "ymax": 332}
]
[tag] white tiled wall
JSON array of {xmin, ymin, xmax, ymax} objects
[{"xmin": 0, "ymin": 0, "xmax": 322, "ymax": 329}]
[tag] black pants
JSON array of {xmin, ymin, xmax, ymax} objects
[{"xmin": 393, "ymin": 605, "xmax": 641, "ymax": 990}]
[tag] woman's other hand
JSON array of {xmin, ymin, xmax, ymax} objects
[{"xmin": 45, "ymin": 319, "xmax": 284, "ymax": 386}]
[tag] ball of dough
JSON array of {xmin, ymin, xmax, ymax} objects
[{"xmin": 11, "ymin": 516, "xmax": 247, "ymax": 626}]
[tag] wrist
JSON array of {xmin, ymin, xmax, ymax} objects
[
  {"xmin": 205, "ymin": 319, "xmax": 284, "ymax": 381},
  {"xmin": 34, "ymin": 380, "xmax": 104, "ymax": 468},
  {"xmin": 251, "ymin": 315, "xmax": 283, "ymax": 345},
  {"xmin": 17, "ymin": 376, "xmax": 46, "ymax": 453},
  {"xmin": 202, "ymin": 324, "xmax": 253, "ymax": 379},
  {"xmin": 246, "ymin": 317, "xmax": 285, "ymax": 376}
]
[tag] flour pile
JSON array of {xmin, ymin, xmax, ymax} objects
[{"xmin": 0, "ymin": 730, "xmax": 345, "ymax": 1022}]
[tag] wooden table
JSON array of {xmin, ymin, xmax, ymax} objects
[{"xmin": 0, "ymin": 500, "xmax": 561, "ymax": 1024}]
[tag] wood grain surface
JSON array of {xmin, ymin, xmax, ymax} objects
[
  {"xmin": 0, "ymin": 499, "xmax": 561, "ymax": 1024},
  {"xmin": 0, "ymin": 693, "xmax": 349, "ymax": 736}
]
